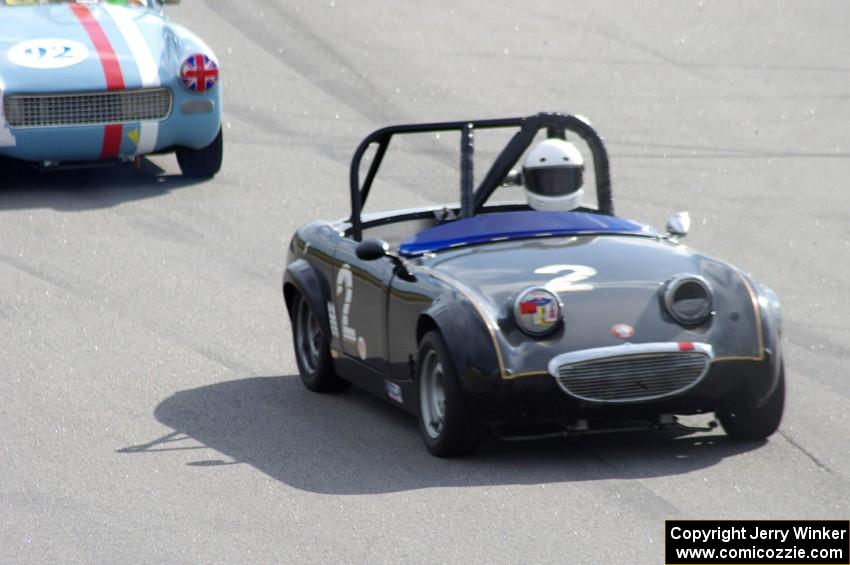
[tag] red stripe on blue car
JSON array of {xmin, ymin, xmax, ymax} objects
[{"xmin": 69, "ymin": 3, "xmax": 125, "ymax": 159}]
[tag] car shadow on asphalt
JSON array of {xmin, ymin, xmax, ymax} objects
[
  {"xmin": 0, "ymin": 157, "xmax": 201, "ymax": 211},
  {"xmin": 119, "ymin": 375, "xmax": 765, "ymax": 494}
]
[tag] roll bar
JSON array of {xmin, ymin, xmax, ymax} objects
[{"xmin": 349, "ymin": 112, "xmax": 613, "ymax": 241}]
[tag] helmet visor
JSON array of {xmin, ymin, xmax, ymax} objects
[{"xmin": 524, "ymin": 166, "xmax": 584, "ymax": 196}]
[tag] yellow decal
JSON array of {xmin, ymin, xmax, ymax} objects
[{"xmin": 127, "ymin": 129, "xmax": 140, "ymax": 145}]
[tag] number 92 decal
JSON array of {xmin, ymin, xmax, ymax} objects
[{"xmin": 8, "ymin": 39, "xmax": 90, "ymax": 69}]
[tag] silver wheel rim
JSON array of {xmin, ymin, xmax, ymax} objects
[
  {"xmin": 295, "ymin": 298, "xmax": 321, "ymax": 374},
  {"xmin": 420, "ymin": 349, "xmax": 447, "ymax": 439}
]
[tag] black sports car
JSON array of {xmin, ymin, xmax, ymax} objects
[{"xmin": 282, "ymin": 113, "xmax": 784, "ymax": 457}]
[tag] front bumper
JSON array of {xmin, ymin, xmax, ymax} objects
[
  {"xmin": 0, "ymin": 84, "xmax": 220, "ymax": 163},
  {"xmin": 464, "ymin": 343, "xmax": 779, "ymax": 429}
]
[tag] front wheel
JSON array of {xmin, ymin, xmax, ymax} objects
[
  {"xmin": 176, "ymin": 127, "xmax": 223, "ymax": 178},
  {"xmin": 718, "ymin": 364, "xmax": 785, "ymax": 440},
  {"xmin": 417, "ymin": 331, "xmax": 479, "ymax": 457},
  {"xmin": 291, "ymin": 291, "xmax": 348, "ymax": 393}
]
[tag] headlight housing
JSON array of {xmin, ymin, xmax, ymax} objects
[
  {"xmin": 664, "ymin": 274, "xmax": 713, "ymax": 326},
  {"xmin": 513, "ymin": 287, "xmax": 562, "ymax": 336}
]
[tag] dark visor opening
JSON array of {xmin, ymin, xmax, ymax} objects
[{"xmin": 525, "ymin": 166, "xmax": 584, "ymax": 196}]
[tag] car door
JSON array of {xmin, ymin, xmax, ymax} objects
[{"xmin": 330, "ymin": 237, "xmax": 394, "ymax": 376}]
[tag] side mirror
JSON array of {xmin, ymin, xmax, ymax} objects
[
  {"xmin": 666, "ymin": 211, "xmax": 691, "ymax": 240},
  {"xmin": 356, "ymin": 239, "xmax": 389, "ymax": 261}
]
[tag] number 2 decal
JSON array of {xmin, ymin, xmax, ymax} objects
[
  {"xmin": 535, "ymin": 264, "xmax": 597, "ymax": 292},
  {"xmin": 336, "ymin": 264, "xmax": 357, "ymax": 343}
]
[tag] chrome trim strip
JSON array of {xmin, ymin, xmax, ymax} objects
[{"xmin": 547, "ymin": 342, "xmax": 714, "ymax": 375}]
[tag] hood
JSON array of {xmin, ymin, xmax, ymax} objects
[
  {"xmin": 0, "ymin": 3, "xmax": 175, "ymax": 93},
  {"xmin": 420, "ymin": 235, "xmax": 762, "ymax": 376}
]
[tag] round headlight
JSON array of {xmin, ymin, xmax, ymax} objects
[
  {"xmin": 664, "ymin": 274, "xmax": 713, "ymax": 326},
  {"xmin": 179, "ymin": 53, "xmax": 219, "ymax": 93},
  {"xmin": 513, "ymin": 287, "xmax": 562, "ymax": 336}
]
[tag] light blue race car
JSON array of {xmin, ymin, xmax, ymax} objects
[{"xmin": 0, "ymin": 0, "xmax": 222, "ymax": 177}]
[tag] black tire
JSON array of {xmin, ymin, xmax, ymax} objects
[
  {"xmin": 176, "ymin": 127, "xmax": 223, "ymax": 178},
  {"xmin": 718, "ymin": 364, "xmax": 785, "ymax": 440},
  {"xmin": 291, "ymin": 291, "xmax": 349, "ymax": 393},
  {"xmin": 416, "ymin": 331, "xmax": 480, "ymax": 457}
]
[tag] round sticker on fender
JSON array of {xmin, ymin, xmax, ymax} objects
[
  {"xmin": 8, "ymin": 39, "xmax": 90, "ymax": 69},
  {"xmin": 611, "ymin": 323, "xmax": 635, "ymax": 339}
]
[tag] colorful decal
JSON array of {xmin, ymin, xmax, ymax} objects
[
  {"xmin": 385, "ymin": 381, "xmax": 403, "ymax": 404},
  {"xmin": 611, "ymin": 323, "xmax": 635, "ymax": 339},
  {"xmin": 180, "ymin": 54, "xmax": 219, "ymax": 93},
  {"xmin": 69, "ymin": 3, "xmax": 126, "ymax": 159},
  {"xmin": 356, "ymin": 336, "xmax": 367, "ymax": 360},
  {"xmin": 7, "ymin": 38, "xmax": 90, "ymax": 69},
  {"xmin": 127, "ymin": 123, "xmax": 159, "ymax": 155},
  {"xmin": 516, "ymin": 288, "xmax": 560, "ymax": 334},
  {"xmin": 335, "ymin": 264, "xmax": 356, "ymax": 343}
]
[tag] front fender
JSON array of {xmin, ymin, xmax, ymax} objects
[
  {"xmin": 419, "ymin": 290, "xmax": 502, "ymax": 394},
  {"xmin": 751, "ymin": 279, "xmax": 784, "ymax": 404},
  {"xmin": 283, "ymin": 258, "xmax": 332, "ymax": 340}
]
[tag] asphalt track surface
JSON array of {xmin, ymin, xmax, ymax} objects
[{"xmin": 2, "ymin": 1, "xmax": 849, "ymax": 564}]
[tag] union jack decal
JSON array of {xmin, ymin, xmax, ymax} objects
[{"xmin": 180, "ymin": 54, "xmax": 219, "ymax": 93}]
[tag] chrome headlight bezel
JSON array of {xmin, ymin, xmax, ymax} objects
[
  {"xmin": 513, "ymin": 286, "xmax": 563, "ymax": 337},
  {"xmin": 664, "ymin": 274, "xmax": 714, "ymax": 326}
]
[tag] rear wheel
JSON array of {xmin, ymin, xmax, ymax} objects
[
  {"xmin": 177, "ymin": 127, "xmax": 223, "ymax": 178},
  {"xmin": 291, "ymin": 291, "xmax": 348, "ymax": 393},
  {"xmin": 718, "ymin": 364, "xmax": 785, "ymax": 440},
  {"xmin": 417, "ymin": 331, "xmax": 479, "ymax": 457}
]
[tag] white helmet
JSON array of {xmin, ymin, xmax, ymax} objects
[{"xmin": 522, "ymin": 138, "xmax": 585, "ymax": 211}]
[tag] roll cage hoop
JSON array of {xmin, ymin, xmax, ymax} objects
[{"xmin": 349, "ymin": 112, "xmax": 613, "ymax": 241}]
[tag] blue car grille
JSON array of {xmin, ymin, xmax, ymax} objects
[
  {"xmin": 3, "ymin": 88, "xmax": 172, "ymax": 128},
  {"xmin": 554, "ymin": 352, "xmax": 710, "ymax": 403}
]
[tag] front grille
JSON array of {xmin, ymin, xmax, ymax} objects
[
  {"xmin": 4, "ymin": 88, "xmax": 172, "ymax": 128},
  {"xmin": 554, "ymin": 352, "xmax": 710, "ymax": 403}
]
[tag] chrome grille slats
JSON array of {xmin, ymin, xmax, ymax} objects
[
  {"xmin": 554, "ymin": 351, "xmax": 710, "ymax": 403},
  {"xmin": 4, "ymin": 88, "xmax": 172, "ymax": 128}
]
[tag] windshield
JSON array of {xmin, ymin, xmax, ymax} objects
[{"xmin": 2, "ymin": 0, "xmax": 152, "ymax": 6}]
